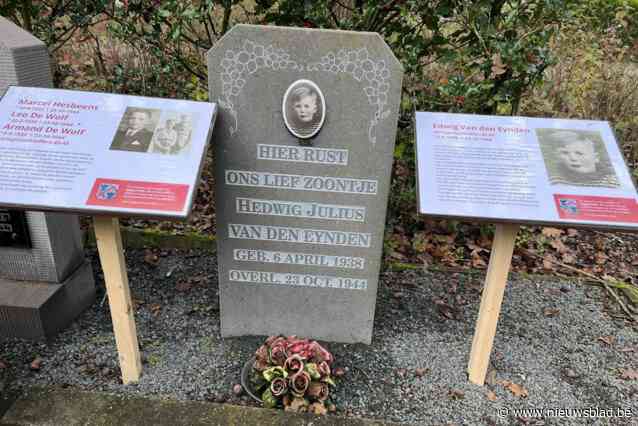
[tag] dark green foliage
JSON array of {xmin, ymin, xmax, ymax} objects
[
  {"xmin": 1, "ymin": 0, "xmax": 109, "ymax": 51},
  {"xmin": 6, "ymin": 0, "xmax": 634, "ymax": 265},
  {"xmin": 1, "ymin": 1, "xmax": 566, "ymax": 115},
  {"xmin": 255, "ymin": 1, "xmax": 563, "ymax": 116}
]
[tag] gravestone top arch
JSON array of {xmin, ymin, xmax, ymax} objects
[{"xmin": 208, "ymin": 24, "xmax": 403, "ymax": 343}]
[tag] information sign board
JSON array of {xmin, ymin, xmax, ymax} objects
[
  {"xmin": 0, "ymin": 87, "xmax": 216, "ymax": 219},
  {"xmin": 416, "ymin": 112, "xmax": 638, "ymax": 229}
]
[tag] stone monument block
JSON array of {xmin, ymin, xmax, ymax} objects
[
  {"xmin": 0, "ymin": 17, "xmax": 95, "ymax": 340},
  {"xmin": 207, "ymin": 25, "xmax": 403, "ymax": 343}
]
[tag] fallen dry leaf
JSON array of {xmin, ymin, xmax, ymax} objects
[
  {"xmin": 449, "ymin": 389, "xmax": 465, "ymax": 400},
  {"xmin": 143, "ymin": 250, "xmax": 160, "ymax": 266},
  {"xmin": 594, "ymin": 237, "xmax": 606, "ymax": 251},
  {"xmin": 132, "ymin": 298, "xmax": 145, "ymax": 309},
  {"xmin": 490, "ymin": 53, "xmax": 507, "ymax": 77},
  {"xmin": 415, "ymin": 367, "xmax": 429, "ymax": 377},
  {"xmin": 175, "ymin": 280, "xmax": 192, "ymax": 292},
  {"xmin": 550, "ymin": 239, "xmax": 569, "ymax": 254},
  {"xmin": 563, "ymin": 368, "xmax": 579, "ymax": 378},
  {"xmin": 30, "ymin": 357, "xmax": 42, "ymax": 371},
  {"xmin": 285, "ymin": 397, "xmax": 309, "ymax": 413},
  {"xmin": 542, "ymin": 227, "xmax": 563, "ymax": 238},
  {"xmin": 544, "ymin": 307, "xmax": 560, "ymax": 317},
  {"xmin": 544, "ymin": 288, "xmax": 563, "ymax": 297},
  {"xmin": 0, "ymin": 359, "xmax": 7, "ymax": 369},
  {"xmin": 598, "ymin": 336, "xmax": 615, "ymax": 346},
  {"xmin": 472, "ymin": 252, "xmax": 487, "ymax": 268},
  {"xmin": 486, "ymin": 390, "xmax": 497, "ymax": 401},
  {"xmin": 595, "ymin": 252, "xmax": 609, "ymax": 264},
  {"xmin": 542, "ymin": 255, "xmax": 556, "ymax": 270},
  {"xmin": 503, "ymin": 381, "xmax": 528, "ymax": 398},
  {"xmin": 149, "ymin": 303, "xmax": 162, "ymax": 316},
  {"xmin": 620, "ymin": 368, "xmax": 638, "ymax": 380},
  {"xmin": 308, "ymin": 402, "xmax": 328, "ymax": 415},
  {"xmin": 467, "ymin": 242, "xmax": 486, "ymax": 254}
]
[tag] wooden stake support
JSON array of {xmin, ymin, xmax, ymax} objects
[
  {"xmin": 467, "ymin": 223, "xmax": 519, "ymax": 385},
  {"xmin": 93, "ymin": 216, "xmax": 142, "ymax": 384}
]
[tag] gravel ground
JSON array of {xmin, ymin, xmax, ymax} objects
[{"xmin": 1, "ymin": 248, "xmax": 637, "ymax": 425}]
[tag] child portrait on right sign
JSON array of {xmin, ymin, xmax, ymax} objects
[{"xmin": 536, "ymin": 128, "xmax": 620, "ymax": 188}]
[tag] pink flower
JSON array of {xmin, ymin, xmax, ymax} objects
[
  {"xmin": 317, "ymin": 361, "xmax": 331, "ymax": 377},
  {"xmin": 268, "ymin": 336, "xmax": 287, "ymax": 349},
  {"xmin": 265, "ymin": 335, "xmax": 280, "ymax": 346},
  {"xmin": 288, "ymin": 339, "xmax": 310, "ymax": 356},
  {"xmin": 270, "ymin": 377, "xmax": 288, "ymax": 397},
  {"xmin": 284, "ymin": 354, "xmax": 304, "ymax": 374},
  {"xmin": 253, "ymin": 358, "xmax": 269, "ymax": 372},
  {"xmin": 255, "ymin": 344, "xmax": 269, "ymax": 362},
  {"xmin": 290, "ymin": 371, "xmax": 310, "ymax": 396},
  {"xmin": 270, "ymin": 344, "xmax": 288, "ymax": 366},
  {"xmin": 288, "ymin": 342, "xmax": 305, "ymax": 354},
  {"xmin": 309, "ymin": 341, "xmax": 334, "ymax": 364}
]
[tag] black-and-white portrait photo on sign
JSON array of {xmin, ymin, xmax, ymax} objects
[
  {"xmin": 536, "ymin": 128, "xmax": 620, "ymax": 188},
  {"xmin": 149, "ymin": 112, "xmax": 198, "ymax": 156},
  {"xmin": 282, "ymin": 79, "xmax": 326, "ymax": 139},
  {"xmin": 110, "ymin": 107, "xmax": 161, "ymax": 153}
]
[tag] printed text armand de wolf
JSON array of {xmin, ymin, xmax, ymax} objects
[{"xmin": 498, "ymin": 407, "xmax": 633, "ymax": 419}]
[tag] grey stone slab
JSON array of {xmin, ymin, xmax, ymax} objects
[
  {"xmin": 0, "ymin": 260, "xmax": 95, "ymax": 340},
  {"xmin": 1, "ymin": 386, "xmax": 398, "ymax": 426},
  {"xmin": 207, "ymin": 25, "xmax": 403, "ymax": 343}
]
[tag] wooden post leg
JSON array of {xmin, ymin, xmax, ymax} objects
[
  {"xmin": 93, "ymin": 216, "xmax": 142, "ymax": 384},
  {"xmin": 467, "ymin": 223, "xmax": 519, "ymax": 385}
]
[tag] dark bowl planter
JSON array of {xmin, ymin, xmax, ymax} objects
[{"xmin": 241, "ymin": 357, "xmax": 263, "ymax": 404}]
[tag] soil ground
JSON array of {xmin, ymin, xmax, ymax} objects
[{"xmin": 1, "ymin": 248, "xmax": 637, "ymax": 425}]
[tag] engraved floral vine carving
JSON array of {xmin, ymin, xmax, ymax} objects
[{"xmin": 219, "ymin": 41, "xmax": 391, "ymax": 145}]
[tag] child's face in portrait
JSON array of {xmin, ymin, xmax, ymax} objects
[
  {"xmin": 558, "ymin": 138, "xmax": 598, "ymax": 174},
  {"xmin": 293, "ymin": 93, "xmax": 318, "ymax": 123},
  {"xmin": 157, "ymin": 132, "xmax": 175, "ymax": 148}
]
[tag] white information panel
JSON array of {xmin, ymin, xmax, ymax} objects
[
  {"xmin": 0, "ymin": 87, "xmax": 216, "ymax": 219},
  {"xmin": 416, "ymin": 112, "xmax": 638, "ymax": 230}
]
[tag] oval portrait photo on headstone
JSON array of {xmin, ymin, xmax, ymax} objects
[{"xmin": 282, "ymin": 79, "xmax": 326, "ymax": 139}]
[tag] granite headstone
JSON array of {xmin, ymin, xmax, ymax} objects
[
  {"xmin": 207, "ymin": 25, "xmax": 402, "ymax": 343},
  {"xmin": 0, "ymin": 17, "xmax": 95, "ymax": 340}
]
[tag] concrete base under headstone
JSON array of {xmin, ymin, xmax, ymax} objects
[{"xmin": 0, "ymin": 261, "xmax": 95, "ymax": 340}]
